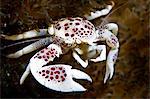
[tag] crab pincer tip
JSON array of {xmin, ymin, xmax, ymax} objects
[{"xmin": 110, "ymin": 1, "xmax": 115, "ymax": 7}]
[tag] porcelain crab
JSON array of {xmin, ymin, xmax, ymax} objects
[{"xmin": 3, "ymin": 1, "xmax": 119, "ymax": 92}]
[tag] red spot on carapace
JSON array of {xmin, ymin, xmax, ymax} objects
[
  {"xmin": 44, "ymin": 59, "xmax": 48, "ymax": 61},
  {"xmin": 50, "ymin": 48, "xmax": 54, "ymax": 51},
  {"xmin": 75, "ymin": 23, "xmax": 80, "ymax": 25},
  {"xmin": 62, "ymin": 77, "xmax": 65, "ymax": 81},
  {"xmin": 76, "ymin": 28, "xmax": 78, "ymax": 31},
  {"xmin": 54, "ymin": 71, "xmax": 60, "ymax": 74},
  {"xmin": 43, "ymin": 55, "xmax": 46, "ymax": 58},
  {"xmin": 62, "ymin": 70, "xmax": 65, "ymax": 73},
  {"xmin": 50, "ymin": 72, "xmax": 53, "ymax": 75},
  {"xmin": 50, "ymin": 51, "xmax": 54, "ymax": 54},
  {"xmin": 72, "ymin": 28, "xmax": 77, "ymax": 32},
  {"xmin": 51, "ymin": 67, "xmax": 55, "ymax": 70},
  {"xmin": 71, "ymin": 34, "xmax": 74, "ymax": 37},
  {"xmin": 38, "ymin": 56, "xmax": 42, "ymax": 59},
  {"xmin": 87, "ymin": 22, "xmax": 91, "ymax": 26},
  {"xmin": 85, "ymin": 25, "xmax": 88, "ymax": 28},
  {"xmin": 65, "ymin": 33, "xmax": 69, "ymax": 36},
  {"xmin": 41, "ymin": 50, "xmax": 44, "ymax": 53},
  {"xmin": 48, "ymin": 51, "xmax": 51, "ymax": 53},
  {"xmin": 59, "ymin": 67, "xmax": 62, "ymax": 70},
  {"xmin": 34, "ymin": 56, "xmax": 37, "ymax": 58},
  {"xmin": 58, "ymin": 27, "xmax": 61, "ymax": 30},
  {"xmin": 64, "ymin": 23, "xmax": 68, "ymax": 26},
  {"xmin": 56, "ymin": 24, "xmax": 60, "ymax": 27},
  {"xmin": 81, "ymin": 28, "xmax": 84, "ymax": 30},
  {"xmin": 46, "ymin": 70, "xmax": 49, "ymax": 74},
  {"xmin": 88, "ymin": 26, "xmax": 90, "ymax": 29},
  {"xmin": 65, "ymin": 27, "xmax": 68, "ymax": 30},
  {"xmin": 55, "ymin": 75, "xmax": 59, "ymax": 79},
  {"xmin": 46, "ymin": 53, "xmax": 49, "ymax": 55},
  {"xmin": 50, "ymin": 76, "xmax": 54, "ymax": 80},
  {"xmin": 51, "ymin": 55, "xmax": 54, "ymax": 57},
  {"xmin": 64, "ymin": 73, "xmax": 67, "ymax": 77},
  {"xmin": 47, "ymin": 56, "xmax": 49, "ymax": 59}
]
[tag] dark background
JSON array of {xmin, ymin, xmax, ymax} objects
[{"xmin": 0, "ymin": 0, "xmax": 149, "ymax": 98}]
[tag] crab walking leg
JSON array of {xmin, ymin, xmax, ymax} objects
[
  {"xmin": 104, "ymin": 23, "xmax": 119, "ymax": 36},
  {"xmin": 20, "ymin": 65, "xmax": 30, "ymax": 84},
  {"xmin": 84, "ymin": 1, "xmax": 115, "ymax": 20},
  {"xmin": 97, "ymin": 29, "xmax": 119, "ymax": 83},
  {"xmin": 30, "ymin": 64, "xmax": 92, "ymax": 92},
  {"xmin": 104, "ymin": 48, "xmax": 118, "ymax": 83},
  {"xmin": 89, "ymin": 45, "xmax": 106, "ymax": 62},
  {"xmin": 72, "ymin": 51, "xmax": 88, "ymax": 68},
  {"xmin": 2, "ymin": 29, "xmax": 49, "ymax": 40},
  {"xmin": 20, "ymin": 44, "xmax": 62, "ymax": 84},
  {"xmin": 7, "ymin": 37, "xmax": 52, "ymax": 58},
  {"xmin": 105, "ymin": 33, "xmax": 119, "ymax": 83}
]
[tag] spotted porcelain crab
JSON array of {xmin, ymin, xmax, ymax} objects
[{"xmin": 3, "ymin": 1, "xmax": 119, "ymax": 92}]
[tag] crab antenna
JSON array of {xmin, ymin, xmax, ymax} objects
[
  {"xmin": 1, "ymin": 38, "xmax": 43, "ymax": 50},
  {"xmin": 98, "ymin": 1, "xmax": 129, "ymax": 28}
]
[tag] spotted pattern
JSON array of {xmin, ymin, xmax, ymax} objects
[
  {"xmin": 110, "ymin": 35, "xmax": 118, "ymax": 45},
  {"xmin": 38, "ymin": 66, "xmax": 67, "ymax": 82},
  {"xmin": 97, "ymin": 29, "xmax": 105, "ymax": 40},
  {"xmin": 112, "ymin": 52, "xmax": 118, "ymax": 62},
  {"xmin": 34, "ymin": 47, "xmax": 58, "ymax": 62},
  {"xmin": 54, "ymin": 17, "xmax": 96, "ymax": 43}
]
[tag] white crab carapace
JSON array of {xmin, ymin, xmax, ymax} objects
[{"xmin": 4, "ymin": 1, "xmax": 119, "ymax": 92}]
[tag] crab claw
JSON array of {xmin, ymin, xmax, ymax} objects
[
  {"xmin": 30, "ymin": 64, "xmax": 92, "ymax": 92},
  {"xmin": 30, "ymin": 44, "xmax": 62, "ymax": 67},
  {"xmin": 20, "ymin": 44, "xmax": 62, "ymax": 84}
]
